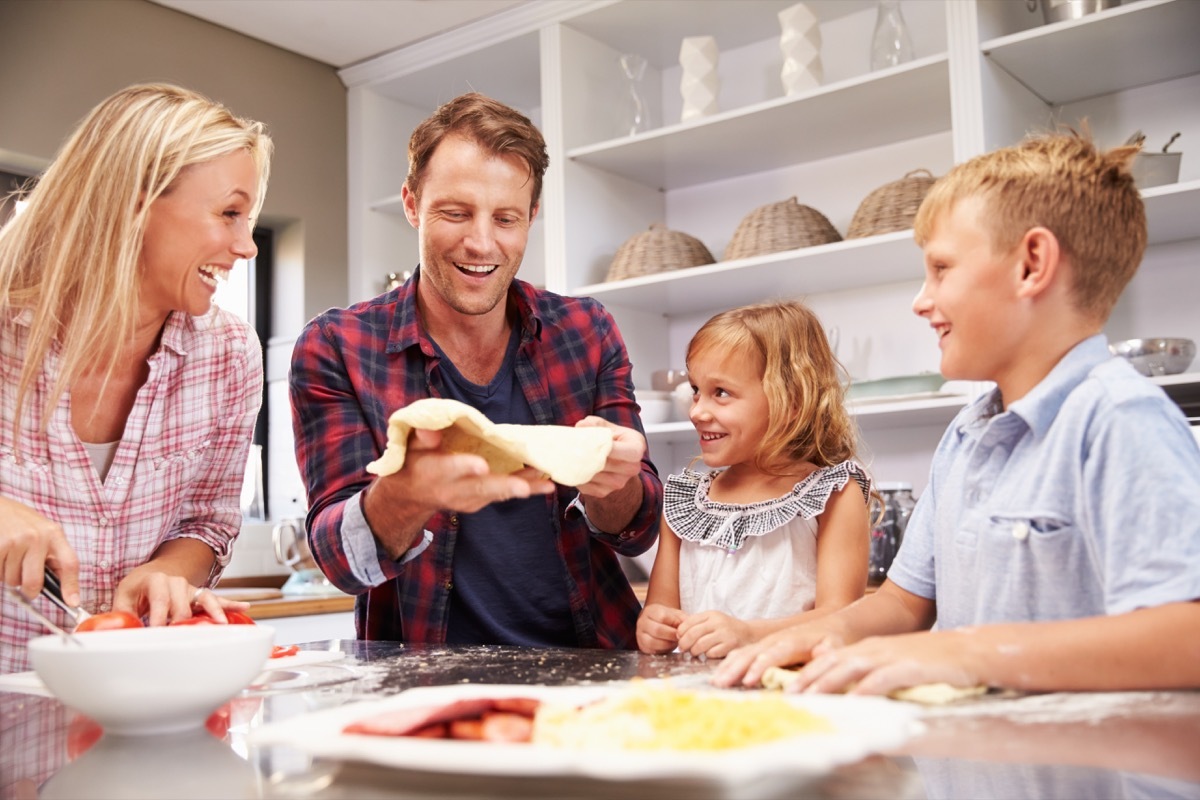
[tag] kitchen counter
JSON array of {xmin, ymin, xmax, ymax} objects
[{"xmin": 3, "ymin": 641, "xmax": 1198, "ymax": 800}]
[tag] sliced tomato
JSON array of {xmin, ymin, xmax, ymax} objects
[
  {"xmin": 66, "ymin": 714, "xmax": 104, "ymax": 759},
  {"xmin": 75, "ymin": 611, "xmax": 144, "ymax": 632},
  {"xmin": 270, "ymin": 644, "xmax": 300, "ymax": 659}
]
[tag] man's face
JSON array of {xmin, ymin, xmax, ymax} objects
[{"xmin": 403, "ymin": 135, "xmax": 537, "ymax": 321}]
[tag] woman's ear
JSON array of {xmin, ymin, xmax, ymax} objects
[{"xmin": 1015, "ymin": 226, "xmax": 1060, "ymax": 300}]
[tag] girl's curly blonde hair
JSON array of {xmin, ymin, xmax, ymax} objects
[{"xmin": 686, "ymin": 300, "xmax": 861, "ymax": 477}]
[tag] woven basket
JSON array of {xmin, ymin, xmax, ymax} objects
[
  {"xmin": 606, "ymin": 223, "xmax": 715, "ymax": 282},
  {"xmin": 847, "ymin": 169, "xmax": 938, "ymax": 239},
  {"xmin": 723, "ymin": 197, "xmax": 842, "ymax": 261}
]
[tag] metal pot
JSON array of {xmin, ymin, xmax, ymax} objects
[{"xmin": 1034, "ymin": 0, "xmax": 1120, "ymax": 25}]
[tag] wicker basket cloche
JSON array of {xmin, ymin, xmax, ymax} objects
[
  {"xmin": 723, "ymin": 197, "xmax": 842, "ymax": 261},
  {"xmin": 847, "ymin": 169, "xmax": 939, "ymax": 239},
  {"xmin": 606, "ymin": 223, "xmax": 715, "ymax": 282}
]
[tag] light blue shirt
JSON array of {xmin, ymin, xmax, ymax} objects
[{"xmin": 888, "ymin": 335, "xmax": 1200, "ymax": 628}]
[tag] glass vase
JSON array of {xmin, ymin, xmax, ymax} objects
[
  {"xmin": 870, "ymin": 0, "xmax": 915, "ymax": 71},
  {"xmin": 619, "ymin": 53, "xmax": 649, "ymax": 137}
]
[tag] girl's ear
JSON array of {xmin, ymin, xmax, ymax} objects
[{"xmin": 1015, "ymin": 226, "xmax": 1060, "ymax": 300}]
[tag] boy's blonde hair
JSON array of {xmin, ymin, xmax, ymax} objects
[
  {"xmin": 687, "ymin": 301, "xmax": 859, "ymax": 476},
  {"xmin": 0, "ymin": 83, "xmax": 272, "ymax": 431},
  {"xmin": 913, "ymin": 131, "xmax": 1145, "ymax": 322}
]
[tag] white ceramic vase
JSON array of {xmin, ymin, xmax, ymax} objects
[
  {"xmin": 679, "ymin": 35, "xmax": 719, "ymax": 122},
  {"xmin": 779, "ymin": 2, "xmax": 822, "ymax": 94}
]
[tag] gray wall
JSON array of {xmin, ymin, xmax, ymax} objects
[{"xmin": 0, "ymin": 0, "xmax": 348, "ymax": 330}]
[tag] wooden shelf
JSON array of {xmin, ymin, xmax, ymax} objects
[
  {"xmin": 982, "ymin": 0, "xmax": 1200, "ymax": 105},
  {"xmin": 645, "ymin": 371, "xmax": 1200, "ymax": 443},
  {"xmin": 568, "ymin": 56, "xmax": 951, "ymax": 191},
  {"xmin": 574, "ymin": 230, "xmax": 921, "ymax": 316}
]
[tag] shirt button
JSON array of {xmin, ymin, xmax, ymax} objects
[
  {"xmin": 99, "ymin": 560, "xmax": 110, "ymax": 569},
  {"xmin": 1012, "ymin": 522, "xmax": 1030, "ymax": 541},
  {"xmin": 99, "ymin": 603, "xmax": 111, "ymax": 612}
]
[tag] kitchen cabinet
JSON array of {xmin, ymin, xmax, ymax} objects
[{"xmin": 340, "ymin": 0, "xmax": 1200, "ymax": 490}]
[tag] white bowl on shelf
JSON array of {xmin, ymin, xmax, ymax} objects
[
  {"xmin": 637, "ymin": 390, "xmax": 674, "ymax": 426},
  {"xmin": 30, "ymin": 624, "xmax": 274, "ymax": 736}
]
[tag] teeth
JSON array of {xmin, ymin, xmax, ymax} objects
[
  {"xmin": 198, "ymin": 265, "xmax": 230, "ymax": 288},
  {"xmin": 457, "ymin": 264, "xmax": 497, "ymax": 274}
]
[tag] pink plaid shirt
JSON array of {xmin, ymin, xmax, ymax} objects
[{"xmin": 0, "ymin": 307, "xmax": 263, "ymax": 673}]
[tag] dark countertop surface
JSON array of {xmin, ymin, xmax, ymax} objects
[{"xmin": 4, "ymin": 640, "xmax": 1199, "ymax": 800}]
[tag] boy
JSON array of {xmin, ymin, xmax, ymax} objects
[{"xmin": 713, "ymin": 132, "xmax": 1200, "ymax": 695}]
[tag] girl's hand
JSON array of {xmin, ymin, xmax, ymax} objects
[
  {"xmin": 0, "ymin": 497, "xmax": 81, "ymax": 605},
  {"xmin": 676, "ymin": 611, "xmax": 755, "ymax": 659},
  {"xmin": 636, "ymin": 603, "xmax": 685, "ymax": 654},
  {"xmin": 787, "ymin": 631, "xmax": 984, "ymax": 697}
]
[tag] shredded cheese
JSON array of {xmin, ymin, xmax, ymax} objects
[{"xmin": 533, "ymin": 683, "xmax": 833, "ymax": 751}]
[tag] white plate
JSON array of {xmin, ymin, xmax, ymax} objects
[{"xmin": 248, "ymin": 682, "xmax": 923, "ymax": 787}]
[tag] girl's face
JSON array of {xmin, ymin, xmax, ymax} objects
[
  {"xmin": 686, "ymin": 346, "xmax": 770, "ymax": 470},
  {"xmin": 139, "ymin": 150, "xmax": 259, "ymax": 321}
]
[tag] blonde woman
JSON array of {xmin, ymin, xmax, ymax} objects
[
  {"xmin": 637, "ymin": 301, "xmax": 873, "ymax": 658},
  {"xmin": 0, "ymin": 83, "xmax": 272, "ymax": 672}
]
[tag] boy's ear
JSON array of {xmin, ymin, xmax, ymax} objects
[{"xmin": 1015, "ymin": 226, "xmax": 1060, "ymax": 300}]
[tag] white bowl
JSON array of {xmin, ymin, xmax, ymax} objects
[
  {"xmin": 636, "ymin": 390, "xmax": 674, "ymax": 425},
  {"xmin": 30, "ymin": 624, "xmax": 274, "ymax": 736}
]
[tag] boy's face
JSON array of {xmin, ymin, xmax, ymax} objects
[{"xmin": 912, "ymin": 196, "xmax": 1025, "ymax": 385}]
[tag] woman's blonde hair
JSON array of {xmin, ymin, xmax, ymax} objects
[
  {"xmin": 0, "ymin": 82, "xmax": 272, "ymax": 431},
  {"xmin": 686, "ymin": 301, "xmax": 860, "ymax": 476}
]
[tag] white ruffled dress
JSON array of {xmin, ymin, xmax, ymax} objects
[{"xmin": 665, "ymin": 461, "xmax": 871, "ymax": 620}]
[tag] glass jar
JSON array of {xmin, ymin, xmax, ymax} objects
[
  {"xmin": 868, "ymin": 482, "xmax": 916, "ymax": 584},
  {"xmin": 869, "ymin": 0, "xmax": 915, "ymax": 71}
]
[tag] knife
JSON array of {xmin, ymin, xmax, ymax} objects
[{"xmin": 40, "ymin": 567, "xmax": 91, "ymax": 627}]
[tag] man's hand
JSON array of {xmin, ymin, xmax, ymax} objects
[
  {"xmin": 364, "ymin": 427, "xmax": 556, "ymax": 558},
  {"xmin": 573, "ymin": 417, "xmax": 645, "ymax": 499}
]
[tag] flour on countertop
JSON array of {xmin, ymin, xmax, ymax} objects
[{"xmin": 916, "ymin": 690, "xmax": 1197, "ymax": 723}]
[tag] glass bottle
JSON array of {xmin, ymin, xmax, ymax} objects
[
  {"xmin": 869, "ymin": 482, "xmax": 916, "ymax": 584},
  {"xmin": 619, "ymin": 52, "xmax": 649, "ymax": 137},
  {"xmin": 870, "ymin": 0, "xmax": 915, "ymax": 71}
]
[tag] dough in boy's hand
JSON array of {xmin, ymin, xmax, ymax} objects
[
  {"xmin": 761, "ymin": 666, "xmax": 987, "ymax": 705},
  {"xmin": 366, "ymin": 398, "xmax": 614, "ymax": 487}
]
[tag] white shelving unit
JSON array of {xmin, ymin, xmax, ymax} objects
[{"xmin": 340, "ymin": 0, "xmax": 1200, "ymax": 490}]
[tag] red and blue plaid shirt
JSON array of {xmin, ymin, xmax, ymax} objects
[{"xmin": 289, "ymin": 272, "xmax": 662, "ymax": 648}]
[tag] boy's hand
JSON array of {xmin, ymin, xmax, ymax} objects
[
  {"xmin": 711, "ymin": 623, "xmax": 842, "ymax": 688},
  {"xmin": 677, "ymin": 610, "xmax": 754, "ymax": 659},
  {"xmin": 636, "ymin": 603, "xmax": 685, "ymax": 654},
  {"xmin": 786, "ymin": 630, "xmax": 984, "ymax": 696}
]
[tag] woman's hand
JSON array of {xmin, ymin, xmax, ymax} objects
[
  {"xmin": 0, "ymin": 497, "xmax": 81, "ymax": 605},
  {"xmin": 113, "ymin": 567, "xmax": 250, "ymax": 626},
  {"xmin": 636, "ymin": 603, "xmax": 684, "ymax": 654},
  {"xmin": 677, "ymin": 611, "xmax": 756, "ymax": 659}
]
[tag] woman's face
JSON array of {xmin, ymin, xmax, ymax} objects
[{"xmin": 139, "ymin": 150, "xmax": 259, "ymax": 320}]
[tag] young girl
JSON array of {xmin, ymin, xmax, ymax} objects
[{"xmin": 636, "ymin": 301, "xmax": 872, "ymax": 658}]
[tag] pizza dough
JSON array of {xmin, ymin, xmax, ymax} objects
[
  {"xmin": 761, "ymin": 666, "xmax": 987, "ymax": 705},
  {"xmin": 366, "ymin": 398, "xmax": 614, "ymax": 487}
]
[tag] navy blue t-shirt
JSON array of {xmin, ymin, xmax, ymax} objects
[{"xmin": 431, "ymin": 330, "xmax": 577, "ymax": 647}]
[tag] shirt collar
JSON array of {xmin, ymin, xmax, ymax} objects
[
  {"xmin": 959, "ymin": 334, "xmax": 1111, "ymax": 439},
  {"xmin": 12, "ymin": 307, "xmax": 190, "ymax": 357}
]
